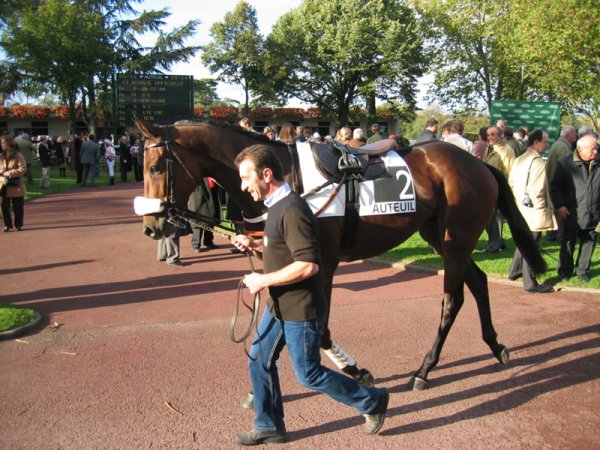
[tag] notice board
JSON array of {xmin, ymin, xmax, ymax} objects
[
  {"xmin": 490, "ymin": 100, "xmax": 561, "ymax": 143},
  {"xmin": 115, "ymin": 74, "xmax": 194, "ymax": 127}
]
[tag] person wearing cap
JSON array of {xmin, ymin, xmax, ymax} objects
[
  {"xmin": 367, "ymin": 123, "xmax": 383, "ymax": 144},
  {"xmin": 15, "ymin": 132, "xmax": 34, "ymax": 184}
]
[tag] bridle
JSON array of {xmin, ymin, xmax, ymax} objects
[{"xmin": 144, "ymin": 125, "xmax": 261, "ymax": 352}]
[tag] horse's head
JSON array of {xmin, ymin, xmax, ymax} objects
[
  {"xmin": 135, "ymin": 118, "xmax": 198, "ymax": 239},
  {"xmin": 135, "ymin": 118, "xmax": 269, "ymax": 239}
]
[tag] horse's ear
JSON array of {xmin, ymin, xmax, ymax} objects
[{"xmin": 135, "ymin": 118, "xmax": 161, "ymax": 139}]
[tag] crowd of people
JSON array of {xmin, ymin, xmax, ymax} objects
[
  {"xmin": 414, "ymin": 117, "xmax": 600, "ymax": 290},
  {"xmin": 0, "ymin": 130, "xmax": 146, "ymax": 232}
]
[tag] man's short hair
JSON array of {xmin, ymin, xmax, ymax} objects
[
  {"xmin": 371, "ymin": 123, "xmax": 380, "ymax": 131},
  {"xmin": 235, "ymin": 144, "xmax": 284, "ymax": 182},
  {"xmin": 560, "ymin": 125, "xmax": 577, "ymax": 137},
  {"xmin": 425, "ymin": 117, "xmax": 439, "ymax": 127},
  {"xmin": 449, "ymin": 119, "xmax": 464, "ymax": 135}
]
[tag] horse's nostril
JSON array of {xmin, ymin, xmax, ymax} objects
[{"xmin": 143, "ymin": 226, "xmax": 153, "ymax": 237}]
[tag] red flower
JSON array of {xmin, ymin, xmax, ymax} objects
[
  {"xmin": 194, "ymin": 107, "xmax": 205, "ymax": 118},
  {"xmin": 10, "ymin": 105, "xmax": 49, "ymax": 119},
  {"xmin": 248, "ymin": 107, "xmax": 273, "ymax": 119},
  {"xmin": 306, "ymin": 108, "xmax": 321, "ymax": 118},
  {"xmin": 275, "ymin": 108, "xmax": 305, "ymax": 119},
  {"xmin": 209, "ymin": 107, "xmax": 239, "ymax": 120}
]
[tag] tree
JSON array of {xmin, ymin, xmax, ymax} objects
[
  {"xmin": 201, "ymin": 1, "xmax": 264, "ymax": 114},
  {"xmin": 1, "ymin": 0, "xmax": 111, "ymax": 133},
  {"xmin": 1, "ymin": 0, "xmax": 200, "ymax": 133},
  {"xmin": 262, "ymin": 0, "xmax": 425, "ymax": 126},
  {"xmin": 193, "ymin": 78, "xmax": 220, "ymax": 107},
  {"xmin": 500, "ymin": 0, "xmax": 600, "ymax": 132},
  {"xmin": 412, "ymin": 0, "xmax": 522, "ymax": 114}
]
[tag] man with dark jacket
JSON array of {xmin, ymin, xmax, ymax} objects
[
  {"xmin": 79, "ymin": 134, "xmax": 100, "ymax": 186},
  {"xmin": 415, "ymin": 117, "xmax": 439, "ymax": 143},
  {"xmin": 550, "ymin": 134, "xmax": 600, "ymax": 282}
]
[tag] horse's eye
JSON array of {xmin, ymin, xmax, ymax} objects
[{"xmin": 150, "ymin": 165, "xmax": 160, "ymax": 175}]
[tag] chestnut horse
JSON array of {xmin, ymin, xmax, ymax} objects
[{"xmin": 136, "ymin": 119, "xmax": 545, "ymax": 390}]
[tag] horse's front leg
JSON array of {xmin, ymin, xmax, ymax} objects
[
  {"xmin": 410, "ymin": 291, "xmax": 464, "ymax": 390},
  {"xmin": 464, "ymin": 259, "xmax": 509, "ymax": 365}
]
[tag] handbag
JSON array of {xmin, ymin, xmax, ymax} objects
[
  {"xmin": 521, "ymin": 158, "xmax": 539, "ymax": 208},
  {"xmin": 5, "ymin": 177, "xmax": 20, "ymax": 186}
]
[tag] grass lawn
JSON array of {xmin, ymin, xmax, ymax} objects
[
  {"xmin": 0, "ymin": 303, "xmax": 38, "ymax": 333},
  {"xmin": 379, "ymin": 227, "xmax": 600, "ymax": 289},
  {"xmin": 23, "ymin": 164, "xmax": 113, "ymax": 201}
]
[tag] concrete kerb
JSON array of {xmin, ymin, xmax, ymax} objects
[
  {"xmin": 0, "ymin": 311, "xmax": 43, "ymax": 341},
  {"xmin": 366, "ymin": 257, "xmax": 600, "ymax": 295}
]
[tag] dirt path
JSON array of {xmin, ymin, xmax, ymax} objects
[{"xmin": 1, "ymin": 183, "xmax": 599, "ymax": 449}]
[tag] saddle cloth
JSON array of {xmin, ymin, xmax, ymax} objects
[{"xmin": 296, "ymin": 141, "xmax": 416, "ymax": 217}]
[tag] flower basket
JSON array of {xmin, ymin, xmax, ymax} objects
[
  {"xmin": 376, "ymin": 108, "xmax": 398, "ymax": 120},
  {"xmin": 248, "ymin": 107, "xmax": 273, "ymax": 120},
  {"xmin": 49, "ymin": 105, "xmax": 69, "ymax": 119},
  {"xmin": 10, "ymin": 105, "xmax": 49, "ymax": 119},
  {"xmin": 306, "ymin": 108, "xmax": 321, "ymax": 118},
  {"xmin": 194, "ymin": 107, "xmax": 205, "ymax": 118},
  {"xmin": 274, "ymin": 108, "xmax": 305, "ymax": 120},
  {"xmin": 209, "ymin": 106, "xmax": 239, "ymax": 120}
]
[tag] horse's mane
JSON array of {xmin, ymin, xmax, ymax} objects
[{"xmin": 173, "ymin": 119, "xmax": 288, "ymax": 148}]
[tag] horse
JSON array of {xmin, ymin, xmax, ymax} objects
[{"xmin": 135, "ymin": 118, "xmax": 546, "ymax": 390}]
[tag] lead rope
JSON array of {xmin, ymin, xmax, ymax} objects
[{"xmin": 167, "ymin": 207, "xmax": 261, "ymax": 358}]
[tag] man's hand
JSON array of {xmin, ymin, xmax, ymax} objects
[
  {"xmin": 558, "ymin": 206, "xmax": 570, "ymax": 220},
  {"xmin": 231, "ymin": 234, "xmax": 263, "ymax": 253},
  {"xmin": 243, "ymin": 272, "xmax": 267, "ymax": 295}
]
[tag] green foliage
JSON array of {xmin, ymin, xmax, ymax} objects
[
  {"xmin": 0, "ymin": 303, "xmax": 37, "ymax": 333},
  {"xmin": 2, "ymin": 0, "xmax": 110, "ymax": 103},
  {"xmin": 263, "ymin": 0, "xmax": 425, "ymax": 126},
  {"xmin": 201, "ymin": 1, "xmax": 264, "ymax": 112},
  {"xmin": 194, "ymin": 78, "xmax": 220, "ymax": 107},
  {"xmin": 1, "ymin": 0, "xmax": 199, "ymax": 133},
  {"xmin": 412, "ymin": 0, "xmax": 521, "ymax": 113},
  {"xmin": 500, "ymin": 0, "xmax": 600, "ymax": 132}
]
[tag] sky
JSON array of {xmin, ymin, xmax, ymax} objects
[{"xmin": 138, "ymin": 0, "xmax": 306, "ymax": 105}]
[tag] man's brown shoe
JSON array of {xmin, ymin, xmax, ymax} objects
[
  {"xmin": 363, "ymin": 388, "xmax": 389, "ymax": 435},
  {"xmin": 234, "ymin": 430, "xmax": 286, "ymax": 446}
]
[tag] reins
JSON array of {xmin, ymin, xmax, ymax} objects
[{"xmin": 149, "ymin": 126, "xmax": 263, "ymax": 354}]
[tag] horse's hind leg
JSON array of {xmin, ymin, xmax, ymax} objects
[
  {"xmin": 410, "ymin": 291, "xmax": 465, "ymax": 390},
  {"xmin": 319, "ymin": 250, "xmax": 374, "ymax": 387},
  {"xmin": 464, "ymin": 258, "xmax": 509, "ymax": 365}
]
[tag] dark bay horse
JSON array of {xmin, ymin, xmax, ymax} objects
[{"xmin": 136, "ymin": 119, "xmax": 545, "ymax": 390}]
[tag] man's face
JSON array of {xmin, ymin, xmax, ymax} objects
[
  {"xmin": 578, "ymin": 137, "xmax": 599, "ymax": 162},
  {"xmin": 487, "ymin": 128, "xmax": 501, "ymax": 145},
  {"xmin": 239, "ymin": 159, "xmax": 268, "ymax": 202}
]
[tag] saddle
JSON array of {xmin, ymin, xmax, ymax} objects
[
  {"xmin": 310, "ymin": 138, "xmax": 397, "ymax": 183},
  {"xmin": 309, "ymin": 138, "xmax": 398, "ymax": 209}
]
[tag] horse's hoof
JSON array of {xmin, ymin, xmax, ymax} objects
[
  {"xmin": 495, "ymin": 346, "xmax": 510, "ymax": 365},
  {"xmin": 409, "ymin": 376, "xmax": 429, "ymax": 391}
]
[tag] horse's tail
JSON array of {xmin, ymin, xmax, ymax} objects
[{"xmin": 487, "ymin": 164, "xmax": 547, "ymax": 274}]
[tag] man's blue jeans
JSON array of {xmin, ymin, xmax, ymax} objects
[{"xmin": 249, "ymin": 307, "xmax": 383, "ymax": 433}]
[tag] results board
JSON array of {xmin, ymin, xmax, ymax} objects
[{"xmin": 115, "ymin": 74, "xmax": 194, "ymax": 127}]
